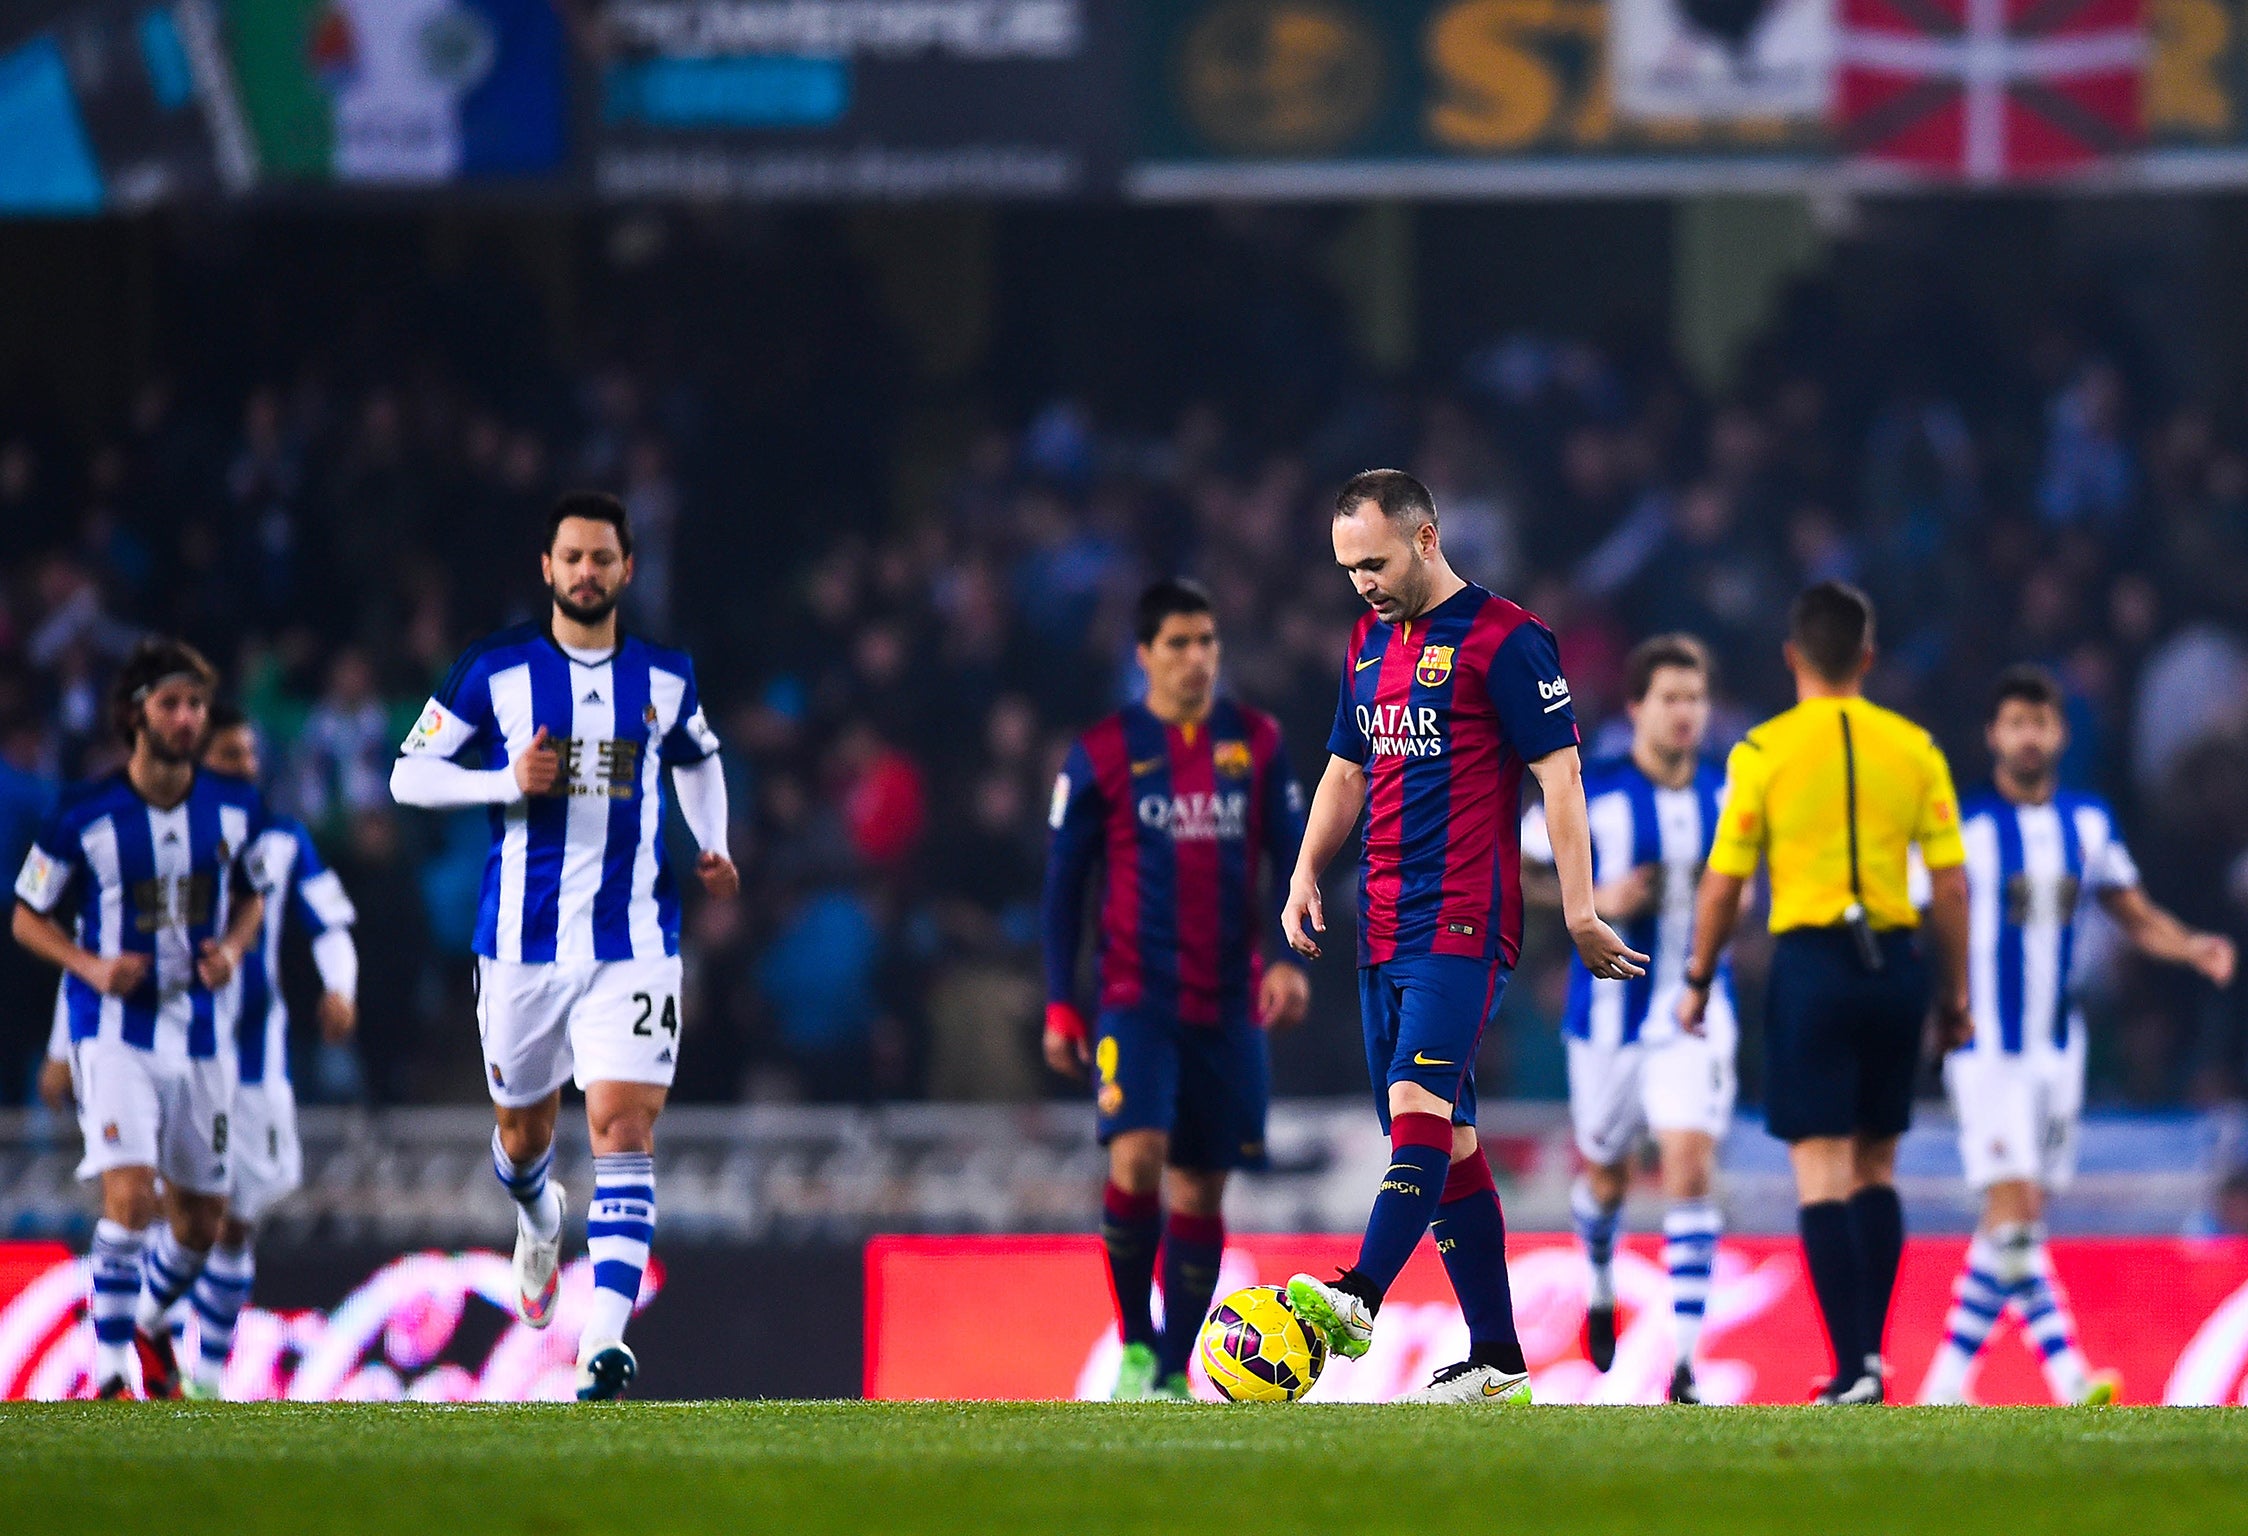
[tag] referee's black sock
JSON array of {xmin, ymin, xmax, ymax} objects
[
  {"xmin": 1798, "ymin": 1200, "xmax": 1864, "ymax": 1383},
  {"xmin": 1848, "ymin": 1185, "xmax": 1905, "ymax": 1371}
]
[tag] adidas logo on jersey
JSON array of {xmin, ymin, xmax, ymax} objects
[
  {"xmin": 583, "ymin": 689, "xmax": 603, "ymax": 704},
  {"xmin": 655, "ymin": 1049, "xmax": 673, "ymax": 1064}
]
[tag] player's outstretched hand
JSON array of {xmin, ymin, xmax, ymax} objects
[
  {"xmin": 1568, "ymin": 916, "xmax": 1647, "ymax": 981},
  {"xmin": 514, "ymin": 726, "xmax": 561, "ymax": 797},
  {"xmin": 317, "ymin": 991, "xmax": 358, "ymax": 1043},
  {"xmin": 37, "ymin": 1055, "xmax": 72, "ymax": 1112},
  {"xmin": 88, "ymin": 951, "xmax": 150, "ymax": 998},
  {"xmin": 2190, "ymin": 931, "xmax": 2237, "ymax": 988},
  {"xmin": 1042, "ymin": 1003, "xmax": 1091, "ymax": 1080},
  {"xmin": 697, "ymin": 850, "xmax": 741, "ymax": 901},
  {"xmin": 1258, "ymin": 963, "xmax": 1311, "ymax": 1032},
  {"xmin": 1282, "ymin": 873, "xmax": 1325, "ymax": 961},
  {"xmin": 196, "ymin": 938, "xmax": 240, "ymax": 990}
]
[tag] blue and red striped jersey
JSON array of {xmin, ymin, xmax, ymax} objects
[
  {"xmin": 1325, "ymin": 582, "xmax": 1579, "ymax": 969},
  {"xmin": 1043, "ymin": 698, "xmax": 1308, "ymax": 1026}
]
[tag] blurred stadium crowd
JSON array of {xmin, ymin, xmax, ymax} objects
[{"xmin": 0, "ymin": 212, "xmax": 2244, "ymax": 1114}]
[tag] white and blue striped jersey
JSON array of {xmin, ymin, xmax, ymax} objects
[
  {"xmin": 14, "ymin": 770, "xmax": 269, "ymax": 1065},
  {"xmin": 1524, "ymin": 754, "xmax": 1731, "ymax": 1047},
  {"xmin": 235, "ymin": 819, "xmax": 357, "ymax": 1087},
  {"xmin": 400, "ymin": 624, "xmax": 720, "ymax": 963},
  {"xmin": 1960, "ymin": 787, "xmax": 2138, "ymax": 1056}
]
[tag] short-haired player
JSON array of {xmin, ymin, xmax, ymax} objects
[
  {"xmin": 14, "ymin": 639, "xmax": 269, "ymax": 1398},
  {"xmin": 390, "ymin": 491, "xmax": 738, "ymax": 1401},
  {"xmin": 1523, "ymin": 634, "xmax": 1735, "ymax": 1403},
  {"xmin": 1282, "ymin": 470, "xmax": 1645, "ymax": 1403},
  {"xmin": 1044, "ymin": 578, "xmax": 1311, "ymax": 1400},
  {"xmin": 1918, "ymin": 667, "xmax": 2233, "ymax": 1405}
]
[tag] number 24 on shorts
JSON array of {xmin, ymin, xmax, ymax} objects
[{"xmin": 631, "ymin": 992, "xmax": 678, "ymax": 1038}]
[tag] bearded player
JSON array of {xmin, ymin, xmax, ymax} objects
[
  {"xmin": 1282, "ymin": 470, "xmax": 1645, "ymax": 1403},
  {"xmin": 1044, "ymin": 579, "xmax": 1311, "ymax": 1400},
  {"xmin": 390, "ymin": 490, "xmax": 737, "ymax": 1401},
  {"xmin": 1918, "ymin": 666, "xmax": 2233, "ymax": 1405},
  {"xmin": 14, "ymin": 639, "xmax": 268, "ymax": 1398}
]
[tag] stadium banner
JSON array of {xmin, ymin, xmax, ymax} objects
[
  {"xmin": 866, "ymin": 1233, "xmax": 2248, "ymax": 1404},
  {"xmin": 223, "ymin": 0, "xmax": 569, "ymax": 185},
  {"xmin": 1610, "ymin": 0, "xmax": 1835, "ymax": 122},
  {"xmin": 0, "ymin": 1, "xmax": 256, "ymax": 213},
  {"xmin": 589, "ymin": 0, "xmax": 1128, "ymax": 200},
  {"xmin": 0, "ymin": 1241, "xmax": 861, "ymax": 1400},
  {"xmin": 1128, "ymin": 0, "xmax": 2248, "ymax": 195}
]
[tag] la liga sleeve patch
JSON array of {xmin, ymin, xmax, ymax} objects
[
  {"xmin": 14, "ymin": 844, "xmax": 70, "ymax": 912},
  {"xmin": 400, "ymin": 699, "xmax": 475, "ymax": 758}
]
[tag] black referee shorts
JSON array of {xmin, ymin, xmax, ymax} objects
[{"xmin": 1763, "ymin": 926, "xmax": 1929, "ymax": 1143}]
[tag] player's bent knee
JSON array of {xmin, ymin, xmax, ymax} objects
[
  {"xmin": 172, "ymin": 1192, "xmax": 227, "ymax": 1250},
  {"xmin": 1165, "ymin": 1167, "xmax": 1226, "ymax": 1217},
  {"xmin": 1108, "ymin": 1129, "xmax": 1167, "ymax": 1193},
  {"xmin": 100, "ymin": 1166, "xmax": 159, "ymax": 1228},
  {"xmin": 1388, "ymin": 1080, "xmax": 1452, "ymax": 1121}
]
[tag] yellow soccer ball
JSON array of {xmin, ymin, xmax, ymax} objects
[{"xmin": 1196, "ymin": 1284, "xmax": 1328, "ymax": 1403}]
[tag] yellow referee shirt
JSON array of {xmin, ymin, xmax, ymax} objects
[{"xmin": 1707, "ymin": 696, "xmax": 1965, "ymax": 933}]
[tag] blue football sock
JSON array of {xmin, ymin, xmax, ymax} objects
[
  {"xmin": 585, "ymin": 1152, "xmax": 656, "ymax": 1347},
  {"xmin": 1433, "ymin": 1153, "xmax": 1526, "ymax": 1374},
  {"xmin": 1157, "ymin": 1211, "xmax": 1225, "ymax": 1379},
  {"xmin": 1353, "ymin": 1112, "xmax": 1454, "ymax": 1298},
  {"xmin": 1101, "ymin": 1183, "xmax": 1161, "ymax": 1350}
]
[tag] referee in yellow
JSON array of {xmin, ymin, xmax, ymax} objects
[{"xmin": 1677, "ymin": 581, "xmax": 1970, "ymax": 1405}]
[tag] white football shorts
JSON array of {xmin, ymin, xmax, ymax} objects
[
  {"xmin": 1566, "ymin": 996, "xmax": 1738, "ymax": 1168},
  {"xmin": 226, "ymin": 1077, "xmax": 304, "ymax": 1223},
  {"xmin": 475, "ymin": 955, "xmax": 684, "ymax": 1107},
  {"xmin": 71, "ymin": 1038, "xmax": 234, "ymax": 1196},
  {"xmin": 1944, "ymin": 1033, "xmax": 2086, "ymax": 1191}
]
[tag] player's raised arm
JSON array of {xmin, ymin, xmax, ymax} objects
[
  {"xmin": 1282, "ymin": 754, "xmax": 1367, "ymax": 961},
  {"xmin": 1039, "ymin": 742, "xmax": 1103, "ymax": 1076},
  {"xmin": 1526, "ymin": 746, "xmax": 1646, "ymax": 981}
]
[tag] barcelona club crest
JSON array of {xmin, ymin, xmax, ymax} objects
[
  {"xmin": 1213, "ymin": 740, "xmax": 1252, "ymax": 778},
  {"xmin": 1415, "ymin": 646, "xmax": 1455, "ymax": 688}
]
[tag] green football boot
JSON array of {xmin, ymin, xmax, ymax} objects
[{"xmin": 1111, "ymin": 1341, "xmax": 1162, "ymax": 1400}]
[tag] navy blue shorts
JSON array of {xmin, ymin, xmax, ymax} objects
[
  {"xmin": 1358, "ymin": 954, "xmax": 1510, "ymax": 1133},
  {"xmin": 1093, "ymin": 1008, "xmax": 1270, "ymax": 1171},
  {"xmin": 1764, "ymin": 926, "xmax": 1930, "ymax": 1143}
]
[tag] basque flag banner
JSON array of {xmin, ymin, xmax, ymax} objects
[{"xmin": 1838, "ymin": 0, "xmax": 2145, "ymax": 181}]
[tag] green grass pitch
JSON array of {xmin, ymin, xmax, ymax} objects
[{"xmin": 2, "ymin": 1402, "xmax": 2243, "ymax": 1534}]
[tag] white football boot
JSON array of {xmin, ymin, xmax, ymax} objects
[
  {"xmin": 1285, "ymin": 1274, "xmax": 1374, "ymax": 1360},
  {"xmin": 514, "ymin": 1184, "xmax": 566, "ymax": 1329},
  {"xmin": 1407, "ymin": 1361, "xmax": 1533, "ymax": 1404}
]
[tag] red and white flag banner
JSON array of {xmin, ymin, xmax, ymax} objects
[{"xmin": 1838, "ymin": 0, "xmax": 2145, "ymax": 181}]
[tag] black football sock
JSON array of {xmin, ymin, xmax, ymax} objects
[
  {"xmin": 1848, "ymin": 1184, "xmax": 1905, "ymax": 1371},
  {"xmin": 1157, "ymin": 1211, "xmax": 1225, "ymax": 1379},
  {"xmin": 1798, "ymin": 1199, "xmax": 1865, "ymax": 1382},
  {"xmin": 1434, "ymin": 1154, "xmax": 1527, "ymax": 1374},
  {"xmin": 1101, "ymin": 1182, "xmax": 1161, "ymax": 1350}
]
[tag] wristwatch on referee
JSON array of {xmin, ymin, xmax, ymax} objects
[{"xmin": 1681, "ymin": 967, "xmax": 1715, "ymax": 993}]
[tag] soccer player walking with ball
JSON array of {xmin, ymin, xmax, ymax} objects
[{"xmin": 1282, "ymin": 471, "xmax": 1645, "ymax": 1403}]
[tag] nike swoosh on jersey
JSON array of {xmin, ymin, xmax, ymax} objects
[
  {"xmin": 1356, "ymin": 657, "xmax": 1381, "ymax": 671},
  {"xmin": 1411, "ymin": 1051, "xmax": 1453, "ymax": 1067}
]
